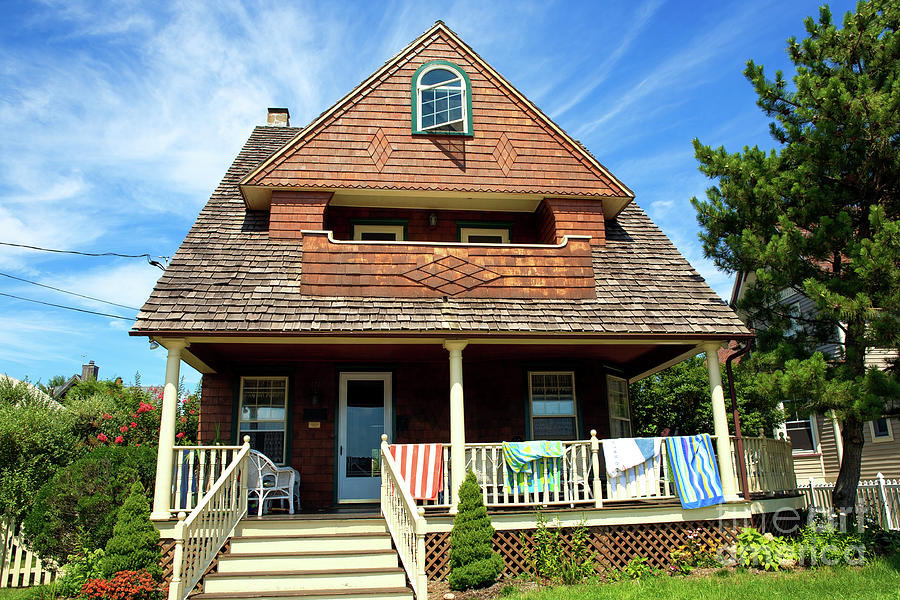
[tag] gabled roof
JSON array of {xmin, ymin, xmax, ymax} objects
[
  {"xmin": 240, "ymin": 22, "xmax": 634, "ymax": 219},
  {"xmin": 132, "ymin": 126, "xmax": 750, "ymax": 339}
]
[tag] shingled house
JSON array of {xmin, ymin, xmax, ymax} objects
[{"xmin": 134, "ymin": 22, "xmax": 800, "ymax": 600}]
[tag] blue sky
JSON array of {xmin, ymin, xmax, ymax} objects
[{"xmin": 0, "ymin": 0, "xmax": 857, "ymax": 388}]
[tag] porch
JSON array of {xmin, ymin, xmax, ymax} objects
[{"xmin": 148, "ymin": 336, "xmax": 800, "ymax": 600}]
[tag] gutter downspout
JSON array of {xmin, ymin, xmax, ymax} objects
[{"xmin": 726, "ymin": 341, "xmax": 753, "ymax": 501}]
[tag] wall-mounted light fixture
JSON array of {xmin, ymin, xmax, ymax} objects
[{"xmin": 428, "ymin": 212, "xmax": 438, "ymax": 228}]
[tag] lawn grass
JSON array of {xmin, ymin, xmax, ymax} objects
[
  {"xmin": 0, "ymin": 588, "xmax": 36, "ymax": 600},
  {"xmin": 509, "ymin": 554, "xmax": 900, "ymax": 600}
]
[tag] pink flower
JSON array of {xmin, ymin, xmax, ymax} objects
[
  {"xmin": 96, "ymin": 433, "xmax": 108, "ymax": 442},
  {"xmin": 137, "ymin": 402, "xmax": 153, "ymax": 414},
  {"xmin": 102, "ymin": 414, "xmax": 113, "ymax": 420},
  {"xmin": 119, "ymin": 425, "xmax": 128, "ymax": 433},
  {"xmin": 176, "ymin": 432, "xmax": 185, "ymax": 439},
  {"xmin": 180, "ymin": 417, "xmax": 186, "ymax": 423},
  {"xmin": 189, "ymin": 409, "xmax": 196, "ymax": 415},
  {"xmin": 130, "ymin": 422, "xmax": 137, "ymax": 428},
  {"xmin": 114, "ymin": 435, "xmax": 124, "ymax": 444}
]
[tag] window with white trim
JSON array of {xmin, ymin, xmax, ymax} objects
[
  {"xmin": 870, "ymin": 417, "xmax": 893, "ymax": 442},
  {"xmin": 607, "ymin": 375, "xmax": 632, "ymax": 438},
  {"xmin": 352, "ymin": 224, "xmax": 405, "ymax": 241},
  {"xmin": 784, "ymin": 402, "xmax": 816, "ymax": 452},
  {"xmin": 412, "ymin": 62, "xmax": 471, "ymax": 135},
  {"xmin": 528, "ymin": 372, "xmax": 577, "ymax": 440},
  {"xmin": 459, "ymin": 227, "xmax": 510, "ymax": 244},
  {"xmin": 239, "ymin": 377, "xmax": 288, "ymax": 464}
]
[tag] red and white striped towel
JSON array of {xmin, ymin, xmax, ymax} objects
[{"xmin": 388, "ymin": 444, "xmax": 444, "ymax": 501}]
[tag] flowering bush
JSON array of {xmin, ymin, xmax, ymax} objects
[
  {"xmin": 81, "ymin": 570, "xmax": 160, "ymax": 600},
  {"xmin": 669, "ymin": 530, "xmax": 721, "ymax": 574}
]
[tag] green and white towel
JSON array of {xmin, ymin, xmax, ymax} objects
[{"xmin": 502, "ymin": 441, "xmax": 565, "ymax": 494}]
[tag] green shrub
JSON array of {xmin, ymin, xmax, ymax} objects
[
  {"xmin": 522, "ymin": 511, "xmax": 595, "ymax": 583},
  {"xmin": 669, "ymin": 531, "xmax": 721, "ymax": 575},
  {"xmin": 56, "ymin": 548, "xmax": 105, "ymax": 598},
  {"xmin": 621, "ymin": 556, "xmax": 664, "ymax": 579},
  {"xmin": 102, "ymin": 483, "xmax": 161, "ymax": 579},
  {"xmin": 448, "ymin": 471, "xmax": 503, "ymax": 590},
  {"xmin": 796, "ymin": 519, "xmax": 867, "ymax": 566},
  {"xmin": 734, "ymin": 527, "xmax": 796, "ymax": 571},
  {"xmin": 23, "ymin": 445, "xmax": 156, "ymax": 565},
  {"xmin": 0, "ymin": 401, "xmax": 82, "ymax": 521}
]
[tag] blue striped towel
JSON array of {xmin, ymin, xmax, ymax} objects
[
  {"xmin": 502, "ymin": 441, "xmax": 564, "ymax": 494},
  {"xmin": 665, "ymin": 435, "xmax": 725, "ymax": 509}
]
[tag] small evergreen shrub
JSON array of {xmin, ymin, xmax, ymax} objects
[
  {"xmin": 448, "ymin": 471, "xmax": 503, "ymax": 590},
  {"xmin": 102, "ymin": 483, "xmax": 161, "ymax": 579}
]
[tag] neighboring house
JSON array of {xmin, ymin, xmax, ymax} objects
[
  {"xmin": 731, "ymin": 272, "xmax": 900, "ymax": 482},
  {"xmin": 0, "ymin": 374, "xmax": 60, "ymax": 408},
  {"xmin": 133, "ymin": 23, "xmax": 800, "ymax": 600},
  {"xmin": 52, "ymin": 359, "xmax": 100, "ymax": 400}
]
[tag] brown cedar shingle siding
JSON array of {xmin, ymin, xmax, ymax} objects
[
  {"xmin": 133, "ymin": 126, "xmax": 749, "ymax": 337},
  {"xmin": 246, "ymin": 30, "xmax": 626, "ymax": 199},
  {"xmin": 299, "ymin": 233, "xmax": 595, "ymax": 299}
]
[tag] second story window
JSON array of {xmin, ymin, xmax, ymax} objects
[
  {"xmin": 459, "ymin": 223, "xmax": 511, "ymax": 244},
  {"xmin": 412, "ymin": 61, "xmax": 472, "ymax": 135},
  {"xmin": 352, "ymin": 220, "xmax": 407, "ymax": 241}
]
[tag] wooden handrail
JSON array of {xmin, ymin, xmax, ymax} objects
[
  {"xmin": 380, "ymin": 436, "xmax": 427, "ymax": 600},
  {"xmin": 168, "ymin": 437, "xmax": 251, "ymax": 600}
]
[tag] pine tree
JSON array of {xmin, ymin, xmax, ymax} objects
[
  {"xmin": 102, "ymin": 481, "xmax": 162, "ymax": 579},
  {"xmin": 691, "ymin": 0, "xmax": 900, "ymax": 510},
  {"xmin": 448, "ymin": 471, "xmax": 503, "ymax": 590}
]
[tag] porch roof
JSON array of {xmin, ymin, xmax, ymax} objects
[{"xmin": 132, "ymin": 127, "xmax": 750, "ymax": 339}]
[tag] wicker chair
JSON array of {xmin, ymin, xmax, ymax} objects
[{"xmin": 247, "ymin": 450, "xmax": 300, "ymax": 516}]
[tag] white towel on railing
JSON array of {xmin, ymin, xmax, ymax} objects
[
  {"xmin": 604, "ymin": 437, "xmax": 662, "ymax": 496},
  {"xmin": 389, "ymin": 443, "xmax": 444, "ymax": 501}
]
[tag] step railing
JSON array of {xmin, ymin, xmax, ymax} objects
[
  {"xmin": 170, "ymin": 445, "xmax": 243, "ymax": 514},
  {"xmin": 379, "ymin": 435, "xmax": 427, "ymax": 600},
  {"xmin": 168, "ymin": 437, "xmax": 251, "ymax": 600}
]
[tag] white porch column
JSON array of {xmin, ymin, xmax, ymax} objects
[
  {"xmin": 704, "ymin": 342, "xmax": 739, "ymax": 500},
  {"xmin": 443, "ymin": 339, "xmax": 468, "ymax": 514},
  {"xmin": 151, "ymin": 339, "xmax": 188, "ymax": 520}
]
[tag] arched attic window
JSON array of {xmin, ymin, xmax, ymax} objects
[{"xmin": 411, "ymin": 60, "xmax": 473, "ymax": 135}]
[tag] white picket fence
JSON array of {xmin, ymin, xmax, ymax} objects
[
  {"xmin": 798, "ymin": 473, "xmax": 900, "ymax": 530},
  {"xmin": 0, "ymin": 520, "xmax": 58, "ymax": 588}
]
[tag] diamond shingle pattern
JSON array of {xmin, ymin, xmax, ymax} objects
[
  {"xmin": 402, "ymin": 256, "xmax": 501, "ymax": 295},
  {"xmin": 492, "ymin": 132, "xmax": 518, "ymax": 175},
  {"xmin": 132, "ymin": 126, "xmax": 752, "ymax": 338},
  {"xmin": 367, "ymin": 128, "xmax": 393, "ymax": 172}
]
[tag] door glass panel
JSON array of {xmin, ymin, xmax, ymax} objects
[{"xmin": 345, "ymin": 380, "xmax": 385, "ymax": 478}]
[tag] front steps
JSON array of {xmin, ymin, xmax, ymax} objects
[{"xmin": 194, "ymin": 515, "xmax": 413, "ymax": 600}]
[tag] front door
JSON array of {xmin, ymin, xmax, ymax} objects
[{"xmin": 338, "ymin": 372, "xmax": 393, "ymax": 502}]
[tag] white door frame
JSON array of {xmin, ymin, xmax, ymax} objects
[{"xmin": 337, "ymin": 371, "xmax": 393, "ymax": 503}]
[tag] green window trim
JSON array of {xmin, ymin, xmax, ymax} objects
[
  {"xmin": 349, "ymin": 218, "xmax": 409, "ymax": 241},
  {"xmin": 410, "ymin": 60, "xmax": 474, "ymax": 137},
  {"xmin": 455, "ymin": 220, "xmax": 513, "ymax": 242}
]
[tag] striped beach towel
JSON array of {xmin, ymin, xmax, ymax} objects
[
  {"xmin": 502, "ymin": 441, "xmax": 565, "ymax": 494},
  {"xmin": 389, "ymin": 443, "xmax": 444, "ymax": 501},
  {"xmin": 665, "ymin": 434, "xmax": 725, "ymax": 509}
]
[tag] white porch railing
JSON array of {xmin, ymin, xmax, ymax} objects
[
  {"xmin": 799, "ymin": 474, "xmax": 900, "ymax": 530},
  {"xmin": 168, "ymin": 437, "xmax": 251, "ymax": 600},
  {"xmin": 733, "ymin": 436, "xmax": 797, "ymax": 495},
  {"xmin": 170, "ymin": 445, "xmax": 243, "ymax": 514},
  {"xmin": 413, "ymin": 432, "xmax": 797, "ymax": 511},
  {"xmin": 379, "ymin": 435, "xmax": 428, "ymax": 600}
]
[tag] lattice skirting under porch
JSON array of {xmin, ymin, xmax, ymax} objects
[
  {"xmin": 425, "ymin": 512, "xmax": 789, "ymax": 579},
  {"xmin": 159, "ymin": 538, "xmax": 230, "ymax": 596}
]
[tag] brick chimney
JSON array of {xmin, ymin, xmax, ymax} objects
[
  {"xmin": 81, "ymin": 360, "xmax": 99, "ymax": 381},
  {"xmin": 267, "ymin": 107, "xmax": 290, "ymax": 127}
]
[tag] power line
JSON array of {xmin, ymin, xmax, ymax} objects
[
  {"xmin": 0, "ymin": 291, "xmax": 136, "ymax": 320},
  {"xmin": 0, "ymin": 241, "xmax": 168, "ymax": 270},
  {"xmin": 0, "ymin": 272, "xmax": 141, "ymax": 311}
]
